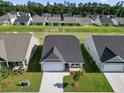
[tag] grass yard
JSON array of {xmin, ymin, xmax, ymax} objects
[
  {"xmin": 63, "ymin": 45, "xmax": 113, "ymax": 92},
  {"xmin": 0, "ymin": 25, "xmax": 124, "ymax": 32},
  {"xmin": 0, "ymin": 46, "xmax": 42, "ymax": 92},
  {"xmin": 0, "ymin": 72, "xmax": 42, "ymax": 92}
]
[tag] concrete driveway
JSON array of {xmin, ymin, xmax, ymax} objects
[
  {"xmin": 39, "ymin": 72, "xmax": 69, "ymax": 93},
  {"xmin": 104, "ymin": 73, "xmax": 124, "ymax": 93}
]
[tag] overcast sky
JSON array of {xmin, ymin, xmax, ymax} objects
[{"xmin": 7, "ymin": 0, "xmax": 122, "ymax": 5}]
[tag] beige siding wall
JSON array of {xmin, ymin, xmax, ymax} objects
[
  {"xmin": 25, "ymin": 35, "xmax": 39, "ymax": 64},
  {"xmin": 84, "ymin": 36, "xmax": 103, "ymax": 70}
]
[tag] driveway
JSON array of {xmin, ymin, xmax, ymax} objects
[
  {"xmin": 39, "ymin": 72, "xmax": 69, "ymax": 93},
  {"xmin": 104, "ymin": 73, "xmax": 124, "ymax": 93}
]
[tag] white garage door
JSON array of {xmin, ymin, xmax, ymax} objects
[
  {"xmin": 103, "ymin": 64, "xmax": 124, "ymax": 72},
  {"xmin": 42, "ymin": 62, "xmax": 65, "ymax": 72}
]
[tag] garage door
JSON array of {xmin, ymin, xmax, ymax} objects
[
  {"xmin": 103, "ymin": 64, "xmax": 124, "ymax": 72},
  {"xmin": 42, "ymin": 62, "xmax": 65, "ymax": 72}
]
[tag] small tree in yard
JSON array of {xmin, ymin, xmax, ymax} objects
[
  {"xmin": 0, "ymin": 66, "xmax": 10, "ymax": 80},
  {"xmin": 72, "ymin": 71, "xmax": 81, "ymax": 88}
]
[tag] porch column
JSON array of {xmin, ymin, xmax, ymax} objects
[
  {"xmin": 22, "ymin": 61, "xmax": 25, "ymax": 68},
  {"xmin": 6, "ymin": 61, "xmax": 9, "ymax": 68}
]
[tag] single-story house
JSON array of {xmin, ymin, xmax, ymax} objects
[
  {"xmin": 0, "ymin": 13, "xmax": 17, "ymax": 25},
  {"xmin": 94, "ymin": 15, "xmax": 114, "ymax": 26},
  {"xmin": 78, "ymin": 18, "xmax": 92, "ymax": 26},
  {"xmin": 40, "ymin": 35, "xmax": 84, "ymax": 72},
  {"xmin": 0, "ymin": 15, "xmax": 11, "ymax": 25},
  {"xmin": 84, "ymin": 35, "xmax": 124, "ymax": 72},
  {"xmin": 0, "ymin": 34, "xmax": 39, "ymax": 69},
  {"xmin": 63, "ymin": 17, "xmax": 79, "ymax": 26},
  {"xmin": 14, "ymin": 13, "xmax": 32, "ymax": 25},
  {"xmin": 114, "ymin": 18, "xmax": 124, "ymax": 26},
  {"xmin": 31, "ymin": 15, "xmax": 46, "ymax": 26},
  {"xmin": 47, "ymin": 17, "xmax": 61, "ymax": 26}
]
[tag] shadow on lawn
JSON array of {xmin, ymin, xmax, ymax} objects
[
  {"xmin": 81, "ymin": 44, "xmax": 101, "ymax": 73},
  {"xmin": 27, "ymin": 45, "xmax": 42, "ymax": 72}
]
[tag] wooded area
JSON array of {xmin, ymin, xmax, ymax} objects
[{"xmin": 0, "ymin": 0, "xmax": 124, "ymax": 17}]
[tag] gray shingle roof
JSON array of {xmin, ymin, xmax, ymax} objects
[
  {"xmin": 0, "ymin": 34, "xmax": 32, "ymax": 62},
  {"xmin": 0, "ymin": 15, "xmax": 10, "ymax": 22},
  {"xmin": 98, "ymin": 16, "xmax": 114, "ymax": 25},
  {"xmin": 41, "ymin": 35, "xmax": 84, "ymax": 63},
  {"xmin": 14, "ymin": 16, "xmax": 30, "ymax": 23},
  {"xmin": 48, "ymin": 17, "xmax": 61, "ymax": 23},
  {"xmin": 63, "ymin": 17, "xmax": 79, "ymax": 24},
  {"xmin": 92, "ymin": 35, "xmax": 124, "ymax": 62},
  {"xmin": 116, "ymin": 18, "xmax": 124, "ymax": 25},
  {"xmin": 32, "ymin": 15, "xmax": 46, "ymax": 23},
  {"xmin": 78, "ymin": 18, "xmax": 92, "ymax": 25}
]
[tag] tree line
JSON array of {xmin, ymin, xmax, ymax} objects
[{"xmin": 0, "ymin": 0, "xmax": 124, "ymax": 17}]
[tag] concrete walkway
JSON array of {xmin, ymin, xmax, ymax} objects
[
  {"xmin": 40, "ymin": 72, "xmax": 69, "ymax": 93},
  {"xmin": 105, "ymin": 73, "xmax": 124, "ymax": 93}
]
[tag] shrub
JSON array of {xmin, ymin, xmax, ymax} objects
[{"xmin": 0, "ymin": 66, "xmax": 10, "ymax": 79}]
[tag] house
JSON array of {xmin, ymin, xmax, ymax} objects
[
  {"xmin": 94, "ymin": 15, "xmax": 114, "ymax": 26},
  {"xmin": 31, "ymin": 15, "xmax": 46, "ymax": 26},
  {"xmin": 40, "ymin": 35, "xmax": 84, "ymax": 72},
  {"xmin": 78, "ymin": 18, "xmax": 92, "ymax": 26},
  {"xmin": 47, "ymin": 17, "xmax": 61, "ymax": 26},
  {"xmin": 63, "ymin": 17, "xmax": 79, "ymax": 26},
  {"xmin": 114, "ymin": 18, "xmax": 124, "ymax": 26},
  {"xmin": 84, "ymin": 35, "xmax": 124, "ymax": 72},
  {"xmin": 14, "ymin": 13, "xmax": 32, "ymax": 25},
  {"xmin": 0, "ymin": 13, "xmax": 17, "ymax": 25},
  {"xmin": 0, "ymin": 34, "xmax": 39, "ymax": 69},
  {"xmin": 0, "ymin": 15, "xmax": 11, "ymax": 25}
]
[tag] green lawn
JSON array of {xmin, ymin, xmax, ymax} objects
[
  {"xmin": 0, "ymin": 25, "xmax": 124, "ymax": 32},
  {"xmin": 0, "ymin": 46, "xmax": 42, "ymax": 92},
  {"xmin": 63, "ymin": 45, "xmax": 113, "ymax": 92}
]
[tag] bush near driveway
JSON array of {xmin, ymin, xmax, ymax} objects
[{"xmin": 63, "ymin": 45, "xmax": 113, "ymax": 92}]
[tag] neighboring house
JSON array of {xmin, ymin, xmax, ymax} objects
[
  {"xmin": 0, "ymin": 15, "xmax": 10, "ymax": 25},
  {"xmin": 31, "ymin": 15, "xmax": 46, "ymax": 26},
  {"xmin": 47, "ymin": 17, "xmax": 61, "ymax": 26},
  {"xmin": 0, "ymin": 34, "xmax": 39, "ymax": 69},
  {"xmin": 114, "ymin": 18, "xmax": 124, "ymax": 26},
  {"xmin": 78, "ymin": 18, "xmax": 92, "ymax": 26},
  {"xmin": 94, "ymin": 15, "xmax": 114, "ymax": 26},
  {"xmin": 63, "ymin": 17, "xmax": 79, "ymax": 26},
  {"xmin": 84, "ymin": 35, "xmax": 124, "ymax": 72},
  {"xmin": 40, "ymin": 35, "xmax": 84, "ymax": 72},
  {"xmin": 14, "ymin": 13, "xmax": 32, "ymax": 25},
  {"xmin": 0, "ymin": 13, "xmax": 17, "ymax": 25},
  {"xmin": 73, "ymin": 15, "xmax": 81, "ymax": 18}
]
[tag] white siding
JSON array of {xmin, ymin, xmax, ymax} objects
[
  {"xmin": 25, "ymin": 35, "xmax": 39, "ymax": 64},
  {"xmin": 84, "ymin": 36, "xmax": 103, "ymax": 70},
  {"xmin": 103, "ymin": 64, "xmax": 124, "ymax": 72}
]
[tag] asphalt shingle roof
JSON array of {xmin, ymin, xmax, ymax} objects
[
  {"xmin": 48, "ymin": 17, "xmax": 61, "ymax": 23},
  {"xmin": 92, "ymin": 35, "xmax": 124, "ymax": 62},
  {"xmin": 0, "ymin": 34, "xmax": 32, "ymax": 62},
  {"xmin": 15, "ymin": 16, "xmax": 30, "ymax": 23},
  {"xmin": 41, "ymin": 35, "xmax": 84, "ymax": 63},
  {"xmin": 32, "ymin": 15, "xmax": 46, "ymax": 23}
]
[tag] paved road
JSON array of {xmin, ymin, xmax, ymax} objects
[
  {"xmin": 105, "ymin": 73, "xmax": 124, "ymax": 93},
  {"xmin": 39, "ymin": 72, "xmax": 69, "ymax": 93}
]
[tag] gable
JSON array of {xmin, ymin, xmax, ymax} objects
[
  {"xmin": 100, "ymin": 47, "xmax": 116, "ymax": 62},
  {"xmin": 106, "ymin": 56, "xmax": 124, "ymax": 63}
]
